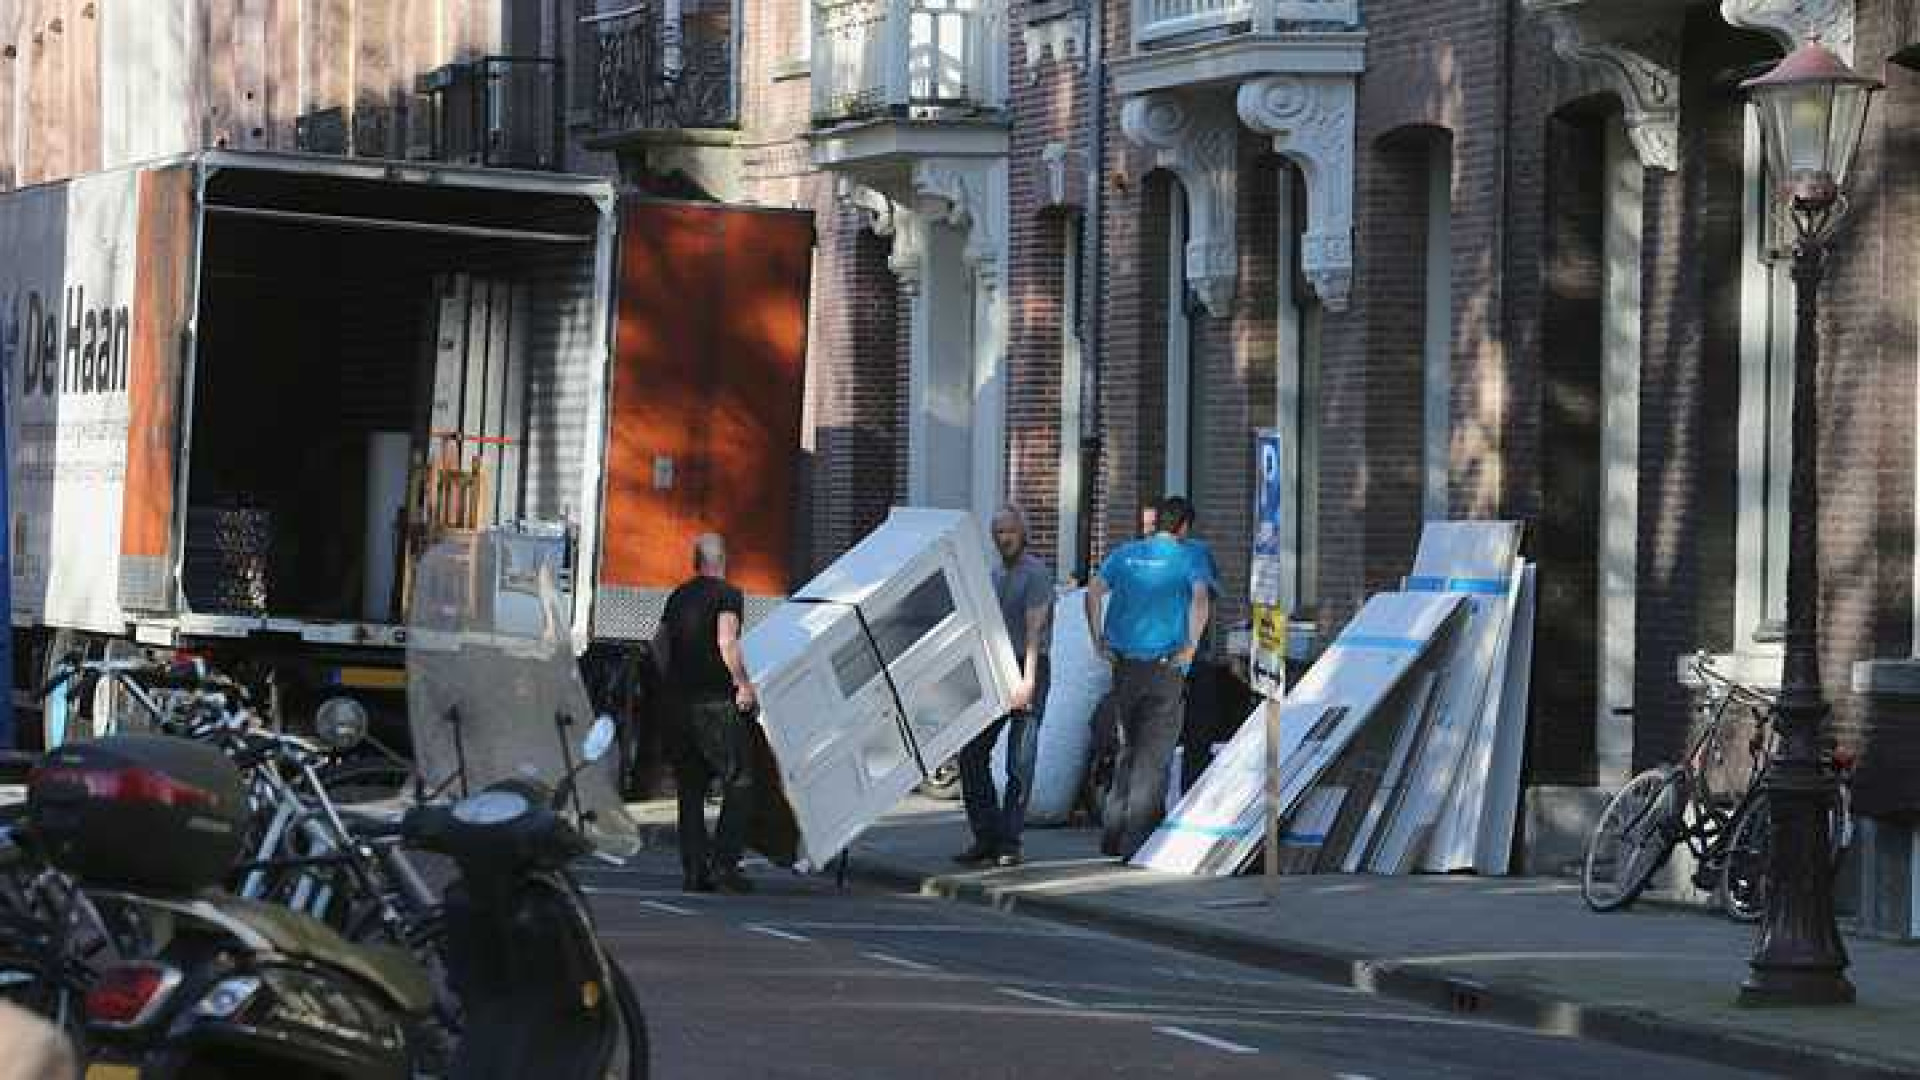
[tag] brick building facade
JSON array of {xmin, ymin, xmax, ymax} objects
[{"xmin": 5, "ymin": 0, "xmax": 1920, "ymax": 929}]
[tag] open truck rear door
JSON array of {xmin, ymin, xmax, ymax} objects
[{"xmin": 594, "ymin": 200, "xmax": 812, "ymax": 639}]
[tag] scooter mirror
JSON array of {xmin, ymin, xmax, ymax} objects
[{"xmin": 582, "ymin": 714, "xmax": 616, "ymax": 764}]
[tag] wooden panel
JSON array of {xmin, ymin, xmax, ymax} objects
[
  {"xmin": 307, "ymin": 0, "xmax": 351, "ymax": 113},
  {"xmin": 601, "ymin": 201, "xmax": 813, "ymax": 596},
  {"xmin": 122, "ymin": 165, "xmax": 197, "ymax": 562},
  {"xmin": 0, "ymin": 4, "xmax": 17, "ymax": 189},
  {"xmin": 234, "ymin": 1, "xmax": 269, "ymax": 149},
  {"xmin": 23, "ymin": 0, "xmax": 61, "ymax": 185},
  {"xmin": 266, "ymin": 0, "xmax": 301, "ymax": 146},
  {"xmin": 206, "ymin": 0, "xmax": 237, "ymax": 147},
  {"xmin": 67, "ymin": 0, "xmax": 98, "ymax": 172}
]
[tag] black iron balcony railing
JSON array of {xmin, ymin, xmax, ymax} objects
[{"xmin": 589, "ymin": 2, "xmax": 738, "ymax": 135}]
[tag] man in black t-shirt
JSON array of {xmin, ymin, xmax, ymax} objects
[{"xmin": 658, "ymin": 533, "xmax": 761, "ymax": 893}]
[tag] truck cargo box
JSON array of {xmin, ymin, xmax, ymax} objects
[{"xmin": 0, "ymin": 152, "xmax": 617, "ymax": 647}]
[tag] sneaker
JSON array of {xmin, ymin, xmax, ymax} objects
[
  {"xmin": 994, "ymin": 849, "xmax": 1023, "ymax": 868},
  {"xmin": 951, "ymin": 841, "xmax": 997, "ymax": 866}
]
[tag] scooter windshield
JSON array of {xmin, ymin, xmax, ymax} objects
[{"xmin": 405, "ymin": 532, "xmax": 639, "ymax": 855}]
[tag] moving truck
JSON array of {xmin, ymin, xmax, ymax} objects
[{"xmin": 0, "ymin": 150, "xmax": 811, "ymax": 745}]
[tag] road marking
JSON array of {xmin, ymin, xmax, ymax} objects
[
  {"xmin": 996, "ymin": 987, "xmax": 1080, "ymax": 1009},
  {"xmin": 746, "ymin": 925, "xmax": 812, "ymax": 943},
  {"xmin": 582, "ymin": 886, "xmax": 701, "ymax": 899},
  {"xmin": 1336, "ymin": 1073, "xmax": 1379, "ymax": 1080},
  {"xmin": 637, "ymin": 900, "xmax": 696, "ymax": 916},
  {"xmin": 860, "ymin": 951, "xmax": 938, "ymax": 973},
  {"xmin": 1153, "ymin": 1026, "xmax": 1259, "ymax": 1055},
  {"xmin": 766, "ymin": 922, "xmax": 1082, "ymax": 936}
]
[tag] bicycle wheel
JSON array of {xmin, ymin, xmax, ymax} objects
[
  {"xmin": 1583, "ymin": 768, "xmax": 1681, "ymax": 912},
  {"xmin": 1719, "ymin": 792, "xmax": 1769, "ymax": 923}
]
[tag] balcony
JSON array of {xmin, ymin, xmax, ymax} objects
[
  {"xmin": 811, "ymin": 0, "xmax": 1007, "ymax": 128},
  {"xmin": 585, "ymin": 0, "xmax": 737, "ymax": 141},
  {"xmin": 1133, "ymin": 0, "xmax": 1357, "ymax": 50}
]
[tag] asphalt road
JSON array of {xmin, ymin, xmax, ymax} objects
[{"xmin": 586, "ymin": 851, "xmax": 1770, "ymax": 1080}]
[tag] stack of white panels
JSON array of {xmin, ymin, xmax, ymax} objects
[
  {"xmin": 1130, "ymin": 592, "xmax": 1466, "ymax": 876},
  {"xmin": 1136, "ymin": 521, "xmax": 1538, "ymax": 878},
  {"xmin": 743, "ymin": 509, "xmax": 1021, "ymax": 870}
]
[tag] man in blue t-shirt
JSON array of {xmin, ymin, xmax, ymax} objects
[{"xmin": 1083, "ymin": 495, "xmax": 1211, "ymax": 858}]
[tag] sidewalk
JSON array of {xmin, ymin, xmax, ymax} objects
[{"xmin": 629, "ymin": 796, "xmax": 1920, "ymax": 1079}]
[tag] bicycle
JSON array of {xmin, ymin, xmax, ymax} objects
[{"xmin": 1581, "ymin": 654, "xmax": 1854, "ymax": 920}]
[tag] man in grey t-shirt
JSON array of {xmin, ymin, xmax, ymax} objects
[{"xmin": 954, "ymin": 505, "xmax": 1053, "ymax": 868}]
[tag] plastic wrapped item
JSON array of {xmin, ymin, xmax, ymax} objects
[{"xmin": 992, "ymin": 588, "xmax": 1106, "ymax": 826}]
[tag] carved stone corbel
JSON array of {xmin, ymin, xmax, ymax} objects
[
  {"xmin": 1236, "ymin": 74, "xmax": 1356, "ymax": 311},
  {"xmin": 1119, "ymin": 89, "xmax": 1240, "ymax": 317},
  {"xmin": 1721, "ymin": 0, "xmax": 1854, "ymax": 63},
  {"xmin": 1527, "ymin": 0, "xmax": 1683, "ymax": 172},
  {"xmin": 912, "ymin": 159, "xmax": 1010, "ymax": 291},
  {"xmin": 839, "ymin": 178, "xmax": 928, "ymax": 291}
]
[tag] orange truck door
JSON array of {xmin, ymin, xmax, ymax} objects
[{"xmin": 597, "ymin": 199, "xmax": 813, "ymax": 636}]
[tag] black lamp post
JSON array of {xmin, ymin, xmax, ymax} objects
[{"xmin": 1736, "ymin": 41, "xmax": 1880, "ymax": 1008}]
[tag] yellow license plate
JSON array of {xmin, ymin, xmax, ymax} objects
[
  {"xmin": 334, "ymin": 666, "xmax": 406, "ymax": 690},
  {"xmin": 85, "ymin": 1066, "xmax": 140, "ymax": 1080}
]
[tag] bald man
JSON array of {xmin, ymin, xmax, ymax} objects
[{"xmin": 659, "ymin": 533, "xmax": 760, "ymax": 894}]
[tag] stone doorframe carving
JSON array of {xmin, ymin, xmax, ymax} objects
[
  {"xmin": 1527, "ymin": 0, "xmax": 1684, "ymax": 172},
  {"xmin": 838, "ymin": 160, "xmax": 1009, "ymax": 293},
  {"xmin": 1118, "ymin": 75, "xmax": 1357, "ymax": 313},
  {"xmin": 1237, "ymin": 74, "xmax": 1356, "ymax": 309},
  {"xmin": 1721, "ymin": 0, "xmax": 1854, "ymax": 63},
  {"xmin": 1119, "ymin": 89, "xmax": 1242, "ymax": 317},
  {"xmin": 1529, "ymin": 0, "xmax": 1856, "ymax": 173}
]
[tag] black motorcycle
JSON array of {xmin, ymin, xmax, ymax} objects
[{"xmin": 10, "ymin": 534, "xmax": 648, "ymax": 1079}]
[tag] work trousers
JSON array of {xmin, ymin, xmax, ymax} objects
[
  {"xmin": 669, "ymin": 695, "xmax": 757, "ymax": 878},
  {"xmin": 1099, "ymin": 659, "xmax": 1186, "ymax": 858},
  {"xmin": 957, "ymin": 656, "xmax": 1049, "ymax": 854}
]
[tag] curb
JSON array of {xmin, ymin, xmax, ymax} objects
[{"xmin": 836, "ymin": 854, "xmax": 1919, "ymax": 1080}]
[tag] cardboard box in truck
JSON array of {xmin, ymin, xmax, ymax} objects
[{"xmin": 0, "ymin": 152, "xmax": 813, "ymax": 733}]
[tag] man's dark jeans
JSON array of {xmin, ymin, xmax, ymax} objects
[
  {"xmin": 1099, "ymin": 658, "xmax": 1186, "ymax": 857},
  {"xmin": 958, "ymin": 658, "xmax": 1049, "ymax": 854},
  {"xmin": 669, "ymin": 696, "xmax": 757, "ymax": 879}
]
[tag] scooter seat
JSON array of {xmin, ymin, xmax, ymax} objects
[{"xmin": 192, "ymin": 894, "xmax": 435, "ymax": 1016}]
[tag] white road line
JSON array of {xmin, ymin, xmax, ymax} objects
[
  {"xmin": 996, "ymin": 987, "xmax": 1080, "ymax": 1009},
  {"xmin": 860, "ymin": 951, "xmax": 938, "ymax": 973},
  {"xmin": 1335, "ymin": 1073, "xmax": 1379, "ymax": 1080},
  {"xmin": 745, "ymin": 925, "xmax": 812, "ymax": 944},
  {"xmin": 637, "ymin": 900, "xmax": 696, "ymax": 916},
  {"xmin": 766, "ymin": 923, "xmax": 1081, "ymax": 936},
  {"xmin": 581, "ymin": 886, "xmax": 699, "ymax": 899},
  {"xmin": 1153, "ymin": 1026, "xmax": 1259, "ymax": 1056}
]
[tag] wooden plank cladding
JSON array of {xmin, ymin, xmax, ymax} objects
[{"xmin": 0, "ymin": 0, "xmax": 506, "ymax": 189}]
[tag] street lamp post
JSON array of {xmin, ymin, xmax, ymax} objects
[{"xmin": 1737, "ymin": 41, "xmax": 1881, "ymax": 1008}]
